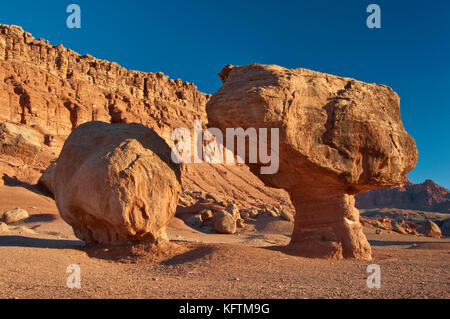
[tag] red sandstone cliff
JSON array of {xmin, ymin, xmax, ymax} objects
[
  {"xmin": 356, "ymin": 179, "xmax": 450, "ymax": 213},
  {"xmin": 0, "ymin": 24, "xmax": 291, "ymax": 210}
]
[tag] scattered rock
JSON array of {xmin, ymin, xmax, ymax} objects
[
  {"xmin": 187, "ymin": 214, "xmax": 203, "ymax": 228},
  {"xmin": 236, "ymin": 218, "xmax": 245, "ymax": 228},
  {"xmin": 280, "ymin": 209, "xmax": 294, "ymax": 222},
  {"xmin": 53, "ymin": 122, "xmax": 181, "ymax": 245},
  {"xmin": 225, "ymin": 203, "xmax": 240, "ymax": 220},
  {"xmin": 214, "ymin": 210, "xmax": 236, "ymax": 234},
  {"xmin": 249, "ymin": 208, "xmax": 259, "ymax": 218},
  {"xmin": 2, "ymin": 208, "xmax": 29, "ymax": 224},
  {"xmin": 424, "ymin": 220, "xmax": 442, "ymax": 238},
  {"xmin": 265, "ymin": 207, "xmax": 279, "ymax": 217},
  {"xmin": 239, "ymin": 210, "xmax": 250, "ymax": 220},
  {"xmin": 0, "ymin": 222, "xmax": 9, "ymax": 232},
  {"xmin": 206, "ymin": 193, "xmax": 222, "ymax": 204},
  {"xmin": 375, "ymin": 229, "xmax": 383, "ymax": 235},
  {"xmin": 392, "ymin": 222, "xmax": 408, "ymax": 235},
  {"xmin": 200, "ymin": 209, "xmax": 213, "ymax": 221},
  {"xmin": 0, "ymin": 122, "xmax": 41, "ymax": 161}
]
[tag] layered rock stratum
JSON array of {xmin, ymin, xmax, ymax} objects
[
  {"xmin": 0, "ymin": 24, "xmax": 290, "ymax": 208},
  {"xmin": 356, "ymin": 179, "xmax": 450, "ymax": 213},
  {"xmin": 207, "ymin": 64, "xmax": 418, "ymax": 259}
]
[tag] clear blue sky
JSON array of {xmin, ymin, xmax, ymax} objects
[{"xmin": 1, "ymin": 0, "xmax": 449, "ymax": 188}]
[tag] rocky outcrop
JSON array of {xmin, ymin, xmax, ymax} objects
[
  {"xmin": 207, "ymin": 64, "xmax": 418, "ymax": 260},
  {"xmin": 0, "ymin": 24, "xmax": 292, "ymax": 211},
  {"xmin": 53, "ymin": 121, "xmax": 181, "ymax": 244},
  {"xmin": 0, "ymin": 122, "xmax": 41, "ymax": 161},
  {"xmin": 356, "ymin": 179, "xmax": 450, "ymax": 213}
]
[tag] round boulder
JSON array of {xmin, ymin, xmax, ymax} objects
[{"xmin": 53, "ymin": 121, "xmax": 181, "ymax": 245}]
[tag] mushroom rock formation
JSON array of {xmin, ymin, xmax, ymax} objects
[
  {"xmin": 53, "ymin": 121, "xmax": 181, "ymax": 245},
  {"xmin": 206, "ymin": 64, "xmax": 418, "ymax": 260}
]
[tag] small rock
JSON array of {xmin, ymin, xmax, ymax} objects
[
  {"xmin": 225, "ymin": 203, "xmax": 240, "ymax": 220},
  {"xmin": 200, "ymin": 209, "xmax": 213, "ymax": 221},
  {"xmin": 280, "ymin": 209, "xmax": 294, "ymax": 222},
  {"xmin": 375, "ymin": 229, "xmax": 383, "ymax": 235},
  {"xmin": 187, "ymin": 214, "xmax": 203, "ymax": 228},
  {"xmin": 2, "ymin": 208, "xmax": 29, "ymax": 224},
  {"xmin": 265, "ymin": 207, "xmax": 279, "ymax": 217},
  {"xmin": 206, "ymin": 193, "xmax": 222, "ymax": 204},
  {"xmin": 0, "ymin": 222, "xmax": 9, "ymax": 232},
  {"xmin": 249, "ymin": 208, "xmax": 259, "ymax": 218},
  {"xmin": 424, "ymin": 220, "xmax": 442, "ymax": 238},
  {"xmin": 392, "ymin": 222, "xmax": 407, "ymax": 235},
  {"xmin": 214, "ymin": 210, "xmax": 236, "ymax": 234},
  {"xmin": 239, "ymin": 210, "xmax": 250, "ymax": 219},
  {"xmin": 236, "ymin": 218, "xmax": 245, "ymax": 228}
]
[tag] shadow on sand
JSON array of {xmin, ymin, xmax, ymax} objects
[
  {"xmin": 0, "ymin": 235, "xmax": 83, "ymax": 249},
  {"xmin": 2, "ymin": 174, "xmax": 53, "ymax": 199}
]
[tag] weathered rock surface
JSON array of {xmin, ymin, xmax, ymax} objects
[
  {"xmin": 0, "ymin": 122, "xmax": 41, "ymax": 161},
  {"xmin": 424, "ymin": 220, "xmax": 442, "ymax": 238},
  {"xmin": 53, "ymin": 121, "xmax": 181, "ymax": 244},
  {"xmin": 2, "ymin": 207, "xmax": 29, "ymax": 224},
  {"xmin": 38, "ymin": 162, "xmax": 56, "ymax": 194},
  {"xmin": 356, "ymin": 179, "xmax": 450, "ymax": 213},
  {"xmin": 207, "ymin": 64, "xmax": 418, "ymax": 259},
  {"xmin": 0, "ymin": 24, "xmax": 292, "ymax": 211},
  {"xmin": 214, "ymin": 210, "xmax": 237, "ymax": 234}
]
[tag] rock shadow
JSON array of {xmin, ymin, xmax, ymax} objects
[{"xmin": 2, "ymin": 174, "xmax": 53, "ymax": 199}]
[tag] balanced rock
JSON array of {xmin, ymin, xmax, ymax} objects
[
  {"xmin": 2, "ymin": 208, "xmax": 29, "ymax": 224},
  {"xmin": 53, "ymin": 121, "xmax": 181, "ymax": 244},
  {"xmin": 207, "ymin": 64, "xmax": 418, "ymax": 260},
  {"xmin": 424, "ymin": 220, "xmax": 442, "ymax": 238}
]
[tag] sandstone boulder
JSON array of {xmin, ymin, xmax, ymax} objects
[
  {"xmin": 214, "ymin": 210, "xmax": 236, "ymax": 234},
  {"xmin": 207, "ymin": 64, "xmax": 418, "ymax": 260},
  {"xmin": 2, "ymin": 208, "xmax": 29, "ymax": 224},
  {"xmin": 424, "ymin": 220, "xmax": 442, "ymax": 238},
  {"xmin": 38, "ymin": 162, "xmax": 56, "ymax": 194},
  {"xmin": 53, "ymin": 121, "xmax": 181, "ymax": 245},
  {"xmin": 0, "ymin": 222, "xmax": 9, "ymax": 232},
  {"xmin": 0, "ymin": 122, "xmax": 41, "ymax": 161}
]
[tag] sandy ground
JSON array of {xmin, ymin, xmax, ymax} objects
[{"xmin": 0, "ymin": 183, "xmax": 449, "ymax": 299}]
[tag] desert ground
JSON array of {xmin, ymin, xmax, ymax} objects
[{"xmin": 1, "ymin": 182, "xmax": 448, "ymax": 299}]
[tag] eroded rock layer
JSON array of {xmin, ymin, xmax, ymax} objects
[{"xmin": 0, "ymin": 24, "xmax": 291, "ymax": 209}]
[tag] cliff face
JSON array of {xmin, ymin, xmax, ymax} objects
[
  {"xmin": 0, "ymin": 24, "xmax": 291, "ymax": 210},
  {"xmin": 356, "ymin": 179, "xmax": 450, "ymax": 213},
  {"xmin": 0, "ymin": 24, "xmax": 209, "ymax": 142}
]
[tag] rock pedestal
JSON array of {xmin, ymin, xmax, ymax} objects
[{"xmin": 207, "ymin": 64, "xmax": 418, "ymax": 260}]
